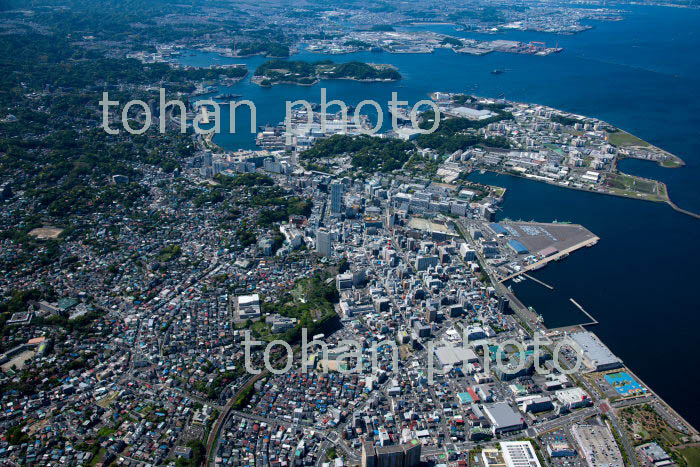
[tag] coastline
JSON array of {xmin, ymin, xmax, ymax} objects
[
  {"xmin": 251, "ymin": 75, "xmax": 401, "ymax": 87},
  {"xmin": 252, "ymin": 76, "xmax": 319, "ymax": 87},
  {"xmin": 481, "ymin": 167, "xmax": 670, "ymax": 203},
  {"xmin": 477, "ymin": 168, "xmax": 700, "ymax": 220},
  {"xmin": 609, "ymin": 127, "xmax": 685, "ymax": 168},
  {"xmin": 456, "ymin": 220, "xmax": 700, "ymax": 440}
]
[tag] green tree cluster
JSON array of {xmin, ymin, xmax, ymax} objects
[{"xmin": 302, "ymin": 134, "xmax": 415, "ymax": 173}]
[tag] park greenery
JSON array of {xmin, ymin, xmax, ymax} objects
[
  {"xmin": 157, "ymin": 245, "xmax": 182, "ymax": 262},
  {"xmin": 252, "ymin": 273, "xmax": 340, "ymax": 345},
  {"xmin": 550, "ymin": 114, "xmax": 583, "ymax": 126},
  {"xmin": 319, "ymin": 62, "xmax": 400, "ymax": 81},
  {"xmin": 416, "ymin": 109, "xmax": 513, "ymax": 153},
  {"xmin": 211, "ymin": 272, "xmax": 340, "ymax": 402},
  {"xmin": 177, "ymin": 440, "xmax": 206, "ymax": 467},
  {"xmin": 232, "ymin": 385, "xmax": 256, "ymax": 410},
  {"xmin": 299, "ymin": 107, "xmax": 513, "ymax": 174},
  {"xmin": 301, "ymin": 134, "xmax": 416, "ymax": 173},
  {"xmin": 255, "ymin": 60, "xmax": 319, "ymax": 85}
]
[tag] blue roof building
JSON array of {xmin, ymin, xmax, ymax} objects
[{"xmin": 507, "ymin": 240, "xmax": 529, "ymax": 255}]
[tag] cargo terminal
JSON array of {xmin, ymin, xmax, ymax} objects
[{"xmin": 465, "ymin": 219, "xmax": 599, "ymax": 282}]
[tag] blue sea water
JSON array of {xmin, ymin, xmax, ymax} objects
[{"xmin": 177, "ymin": 5, "xmax": 700, "ymax": 427}]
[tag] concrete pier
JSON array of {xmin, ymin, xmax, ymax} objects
[
  {"xmin": 523, "ymin": 273, "xmax": 554, "ymax": 290},
  {"xmin": 569, "ymin": 298, "xmax": 598, "ymax": 326}
]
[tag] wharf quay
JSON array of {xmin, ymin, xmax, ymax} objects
[
  {"xmin": 523, "ymin": 273, "xmax": 554, "ymax": 289},
  {"xmin": 527, "ymin": 297, "xmax": 598, "ymax": 332},
  {"xmin": 499, "ymin": 235, "xmax": 599, "ymax": 283},
  {"xmin": 541, "ymin": 316, "xmax": 700, "ymax": 438},
  {"xmin": 569, "ymin": 298, "xmax": 599, "ymax": 326}
]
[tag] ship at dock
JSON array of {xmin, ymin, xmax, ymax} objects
[{"xmin": 216, "ymin": 93, "xmax": 242, "ymax": 100}]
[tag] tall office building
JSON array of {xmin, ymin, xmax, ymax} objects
[
  {"xmin": 316, "ymin": 228, "xmax": 332, "ymax": 257},
  {"xmin": 330, "ymin": 181, "xmax": 343, "ymax": 214}
]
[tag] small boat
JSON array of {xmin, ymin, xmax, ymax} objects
[{"xmin": 491, "ymin": 69, "xmax": 505, "ymax": 75}]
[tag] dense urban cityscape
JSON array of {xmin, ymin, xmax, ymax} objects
[{"xmin": 1, "ymin": 0, "xmax": 700, "ymax": 466}]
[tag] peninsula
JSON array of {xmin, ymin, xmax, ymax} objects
[{"xmin": 261, "ymin": 91, "xmax": 688, "ymax": 211}]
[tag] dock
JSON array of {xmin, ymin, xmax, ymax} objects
[
  {"xmin": 523, "ymin": 273, "xmax": 554, "ymax": 290},
  {"xmin": 500, "ymin": 234, "xmax": 599, "ymax": 283},
  {"xmin": 569, "ymin": 298, "xmax": 598, "ymax": 326}
]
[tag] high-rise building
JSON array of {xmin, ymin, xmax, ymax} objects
[
  {"xmin": 362, "ymin": 441, "xmax": 376, "ymax": 467},
  {"xmin": 203, "ymin": 150, "xmax": 213, "ymax": 167},
  {"xmin": 498, "ymin": 296, "xmax": 510, "ymax": 313},
  {"xmin": 362, "ymin": 440, "xmax": 421, "ymax": 467},
  {"xmin": 385, "ymin": 209, "xmax": 395, "ymax": 228},
  {"xmin": 415, "ymin": 255, "xmax": 439, "ymax": 271},
  {"xmin": 402, "ymin": 440, "xmax": 421, "ymax": 467},
  {"xmin": 376, "ymin": 445, "xmax": 404, "ymax": 467},
  {"xmin": 330, "ymin": 181, "xmax": 343, "ymax": 214},
  {"xmin": 316, "ymin": 228, "xmax": 332, "ymax": 257}
]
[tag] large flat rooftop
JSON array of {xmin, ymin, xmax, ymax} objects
[
  {"xmin": 570, "ymin": 331, "xmax": 623, "ymax": 370},
  {"xmin": 500, "ymin": 221, "xmax": 597, "ymax": 254}
]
